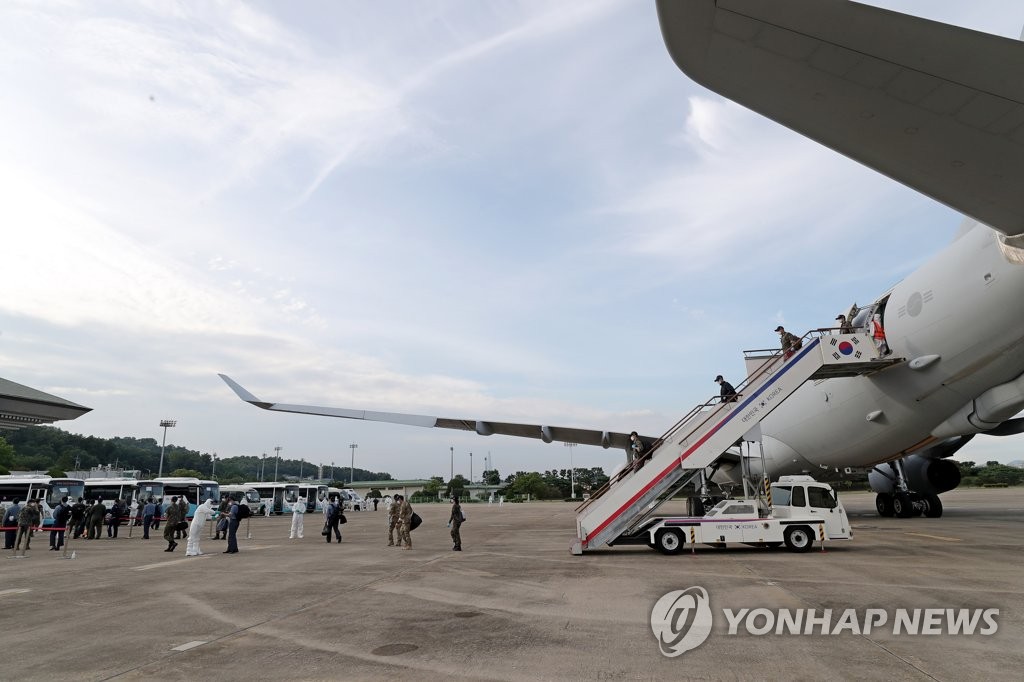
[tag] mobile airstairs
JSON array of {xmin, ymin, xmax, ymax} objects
[{"xmin": 570, "ymin": 330, "xmax": 900, "ymax": 554}]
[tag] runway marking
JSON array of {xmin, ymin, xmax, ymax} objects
[
  {"xmin": 133, "ymin": 556, "xmax": 210, "ymax": 571},
  {"xmin": 903, "ymin": 532, "xmax": 961, "ymax": 542},
  {"xmin": 171, "ymin": 640, "xmax": 207, "ymax": 652},
  {"xmin": 0, "ymin": 588, "xmax": 31, "ymax": 597}
]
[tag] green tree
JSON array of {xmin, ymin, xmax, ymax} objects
[
  {"xmin": 446, "ymin": 474, "xmax": 469, "ymax": 498},
  {"xmin": 0, "ymin": 436, "xmax": 14, "ymax": 469},
  {"xmin": 482, "ymin": 469, "xmax": 501, "ymax": 485},
  {"xmin": 977, "ymin": 463, "xmax": 1024, "ymax": 486},
  {"xmin": 956, "ymin": 460, "xmax": 979, "ymax": 477},
  {"xmin": 46, "ymin": 466, "xmax": 67, "ymax": 478},
  {"xmin": 169, "ymin": 468, "xmax": 205, "ymax": 479}
]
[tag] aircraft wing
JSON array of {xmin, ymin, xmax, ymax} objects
[
  {"xmin": 219, "ymin": 374, "xmax": 638, "ymax": 452},
  {"xmin": 656, "ymin": 0, "xmax": 1024, "ymax": 236}
]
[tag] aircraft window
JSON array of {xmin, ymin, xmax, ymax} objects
[
  {"xmin": 807, "ymin": 486, "xmax": 836, "ymax": 509},
  {"xmin": 772, "ymin": 486, "xmax": 792, "ymax": 506},
  {"xmin": 791, "ymin": 486, "xmax": 806, "ymax": 507}
]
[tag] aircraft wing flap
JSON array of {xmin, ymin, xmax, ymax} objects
[
  {"xmin": 656, "ymin": 0, "xmax": 1024, "ymax": 236},
  {"xmin": 221, "ymin": 375, "xmax": 642, "ymax": 451}
]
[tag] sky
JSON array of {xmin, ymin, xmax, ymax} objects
[{"xmin": 1, "ymin": 0, "xmax": 1022, "ymax": 480}]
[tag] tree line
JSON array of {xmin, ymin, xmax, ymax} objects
[{"xmin": 0, "ymin": 426, "xmax": 393, "ymax": 484}]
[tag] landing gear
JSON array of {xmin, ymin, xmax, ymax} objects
[
  {"xmin": 922, "ymin": 494, "xmax": 943, "ymax": 518},
  {"xmin": 783, "ymin": 526, "xmax": 814, "ymax": 553},
  {"xmin": 875, "ymin": 493, "xmax": 895, "ymax": 517},
  {"xmin": 654, "ymin": 528, "xmax": 684, "ymax": 555},
  {"xmin": 893, "ymin": 493, "xmax": 914, "ymax": 518}
]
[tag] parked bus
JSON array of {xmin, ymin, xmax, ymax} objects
[
  {"xmin": 244, "ymin": 482, "xmax": 299, "ymax": 515},
  {"xmin": 0, "ymin": 475, "xmax": 85, "ymax": 528},
  {"xmin": 84, "ymin": 478, "xmax": 140, "ymax": 525},
  {"xmin": 219, "ymin": 485, "xmax": 263, "ymax": 510},
  {"xmin": 297, "ymin": 484, "xmax": 329, "ymax": 513},
  {"xmin": 135, "ymin": 477, "xmax": 220, "ymax": 520}
]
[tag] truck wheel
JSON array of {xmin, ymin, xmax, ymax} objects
[
  {"xmin": 922, "ymin": 494, "xmax": 943, "ymax": 518},
  {"xmin": 893, "ymin": 493, "xmax": 913, "ymax": 518},
  {"xmin": 875, "ymin": 493, "xmax": 895, "ymax": 517},
  {"xmin": 783, "ymin": 526, "xmax": 813, "ymax": 553},
  {"xmin": 655, "ymin": 529, "xmax": 684, "ymax": 555}
]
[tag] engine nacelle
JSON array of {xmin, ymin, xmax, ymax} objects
[{"xmin": 869, "ymin": 454, "xmax": 962, "ymax": 496}]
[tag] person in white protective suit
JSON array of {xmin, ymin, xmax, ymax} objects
[
  {"xmin": 290, "ymin": 496, "xmax": 305, "ymax": 539},
  {"xmin": 186, "ymin": 499, "xmax": 215, "ymax": 557}
]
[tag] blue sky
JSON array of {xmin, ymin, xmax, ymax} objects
[{"xmin": 1, "ymin": 1, "xmax": 1021, "ymax": 479}]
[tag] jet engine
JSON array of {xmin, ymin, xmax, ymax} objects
[{"xmin": 868, "ymin": 454, "xmax": 962, "ymax": 497}]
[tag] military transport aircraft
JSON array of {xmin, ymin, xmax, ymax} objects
[{"xmin": 221, "ymin": 1, "xmax": 1024, "ymax": 519}]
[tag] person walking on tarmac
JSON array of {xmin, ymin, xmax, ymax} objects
[
  {"xmin": 715, "ymin": 375, "xmax": 738, "ymax": 403},
  {"xmin": 386, "ymin": 496, "xmax": 400, "ymax": 546},
  {"xmin": 14, "ymin": 499, "xmax": 42, "ymax": 552},
  {"xmin": 163, "ymin": 495, "xmax": 182, "ymax": 552},
  {"xmin": 324, "ymin": 498, "xmax": 342, "ymax": 543},
  {"xmin": 3, "ymin": 499, "xmax": 21, "ymax": 549},
  {"xmin": 397, "ymin": 494, "xmax": 414, "ymax": 550},
  {"xmin": 448, "ymin": 496, "xmax": 464, "ymax": 551}
]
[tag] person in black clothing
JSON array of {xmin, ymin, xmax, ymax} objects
[
  {"xmin": 715, "ymin": 375, "xmax": 738, "ymax": 403},
  {"xmin": 50, "ymin": 496, "xmax": 70, "ymax": 551},
  {"xmin": 324, "ymin": 500, "xmax": 342, "ymax": 543}
]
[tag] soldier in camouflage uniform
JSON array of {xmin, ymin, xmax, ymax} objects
[
  {"xmin": 448, "ymin": 496, "xmax": 463, "ymax": 551},
  {"xmin": 163, "ymin": 496, "xmax": 182, "ymax": 552},
  {"xmin": 396, "ymin": 494, "xmax": 413, "ymax": 550},
  {"xmin": 775, "ymin": 326, "xmax": 802, "ymax": 358},
  {"xmin": 386, "ymin": 497, "xmax": 400, "ymax": 546}
]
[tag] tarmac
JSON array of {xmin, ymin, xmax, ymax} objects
[{"xmin": 2, "ymin": 488, "xmax": 1022, "ymax": 681}]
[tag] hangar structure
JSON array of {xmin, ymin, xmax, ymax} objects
[{"xmin": 0, "ymin": 377, "xmax": 91, "ymax": 430}]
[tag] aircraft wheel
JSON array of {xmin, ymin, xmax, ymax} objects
[
  {"xmin": 875, "ymin": 493, "xmax": 895, "ymax": 517},
  {"xmin": 893, "ymin": 493, "xmax": 914, "ymax": 518},
  {"xmin": 783, "ymin": 526, "xmax": 814, "ymax": 553},
  {"xmin": 655, "ymin": 528, "xmax": 684, "ymax": 555},
  {"xmin": 922, "ymin": 494, "xmax": 943, "ymax": 518}
]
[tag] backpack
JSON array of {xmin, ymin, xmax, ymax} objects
[
  {"xmin": 237, "ymin": 504, "xmax": 251, "ymax": 520},
  {"xmin": 460, "ymin": 509, "xmax": 466, "ymax": 523},
  {"xmin": 410, "ymin": 512, "xmax": 423, "ymax": 531}
]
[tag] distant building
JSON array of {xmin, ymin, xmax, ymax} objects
[{"xmin": 0, "ymin": 376, "xmax": 90, "ymax": 431}]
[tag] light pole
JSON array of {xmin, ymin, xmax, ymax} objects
[
  {"xmin": 274, "ymin": 445, "xmax": 282, "ymax": 481},
  {"xmin": 260, "ymin": 452, "xmax": 266, "ymax": 481},
  {"xmin": 469, "ymin": 451, "xmax": 473, "ymax": 483},
  {"xmin": 212, "ymin": 452, "xmax": 217, "ymax": 477},
  {"xmin": 450, "ymin": 446, "xmax": 454, "ymax": 483},
  {"xmin": 158, "ymin": 420, "xmax": 176, "ymax": 477},
  {"xmin": 564, "ymin": 442, "xmax": 577, "ymax": 498},
  {"xmin": 349, "ymin": 443, "xmax": 358, "ymax": 484},
  {"xmin": 331, "ymin": 461, "xmax": 334, "ymax": 481},
  {"xmin": 299, "ymin": 458, "xmax": 304, "ymax": 480}
]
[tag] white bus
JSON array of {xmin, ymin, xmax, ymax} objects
[
  {"xmin": 297, "ymin": 484, "xmax": 329, "ymax": 513},
  {"xmin": 135, "ymin": 477, "xmax": 220, "ymax": 520},
  {"xmin": 220, "ymin": 484, "xmax": 262, "ymax": 509},
  {"xmin": 0, "ymin": 475, "xmax": 85, "ymax": 527},
  {"xmin": 244, "ymin": 482, "xmax": 299, "ymax": 515},
  {"xmin": 84, "ymin": 478, "xmax": 140, "ymax": 525}
]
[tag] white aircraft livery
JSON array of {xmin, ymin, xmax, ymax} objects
[{"xmin": 221, "ymin": 1, "xmax": 1024, "ymax": 520}]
